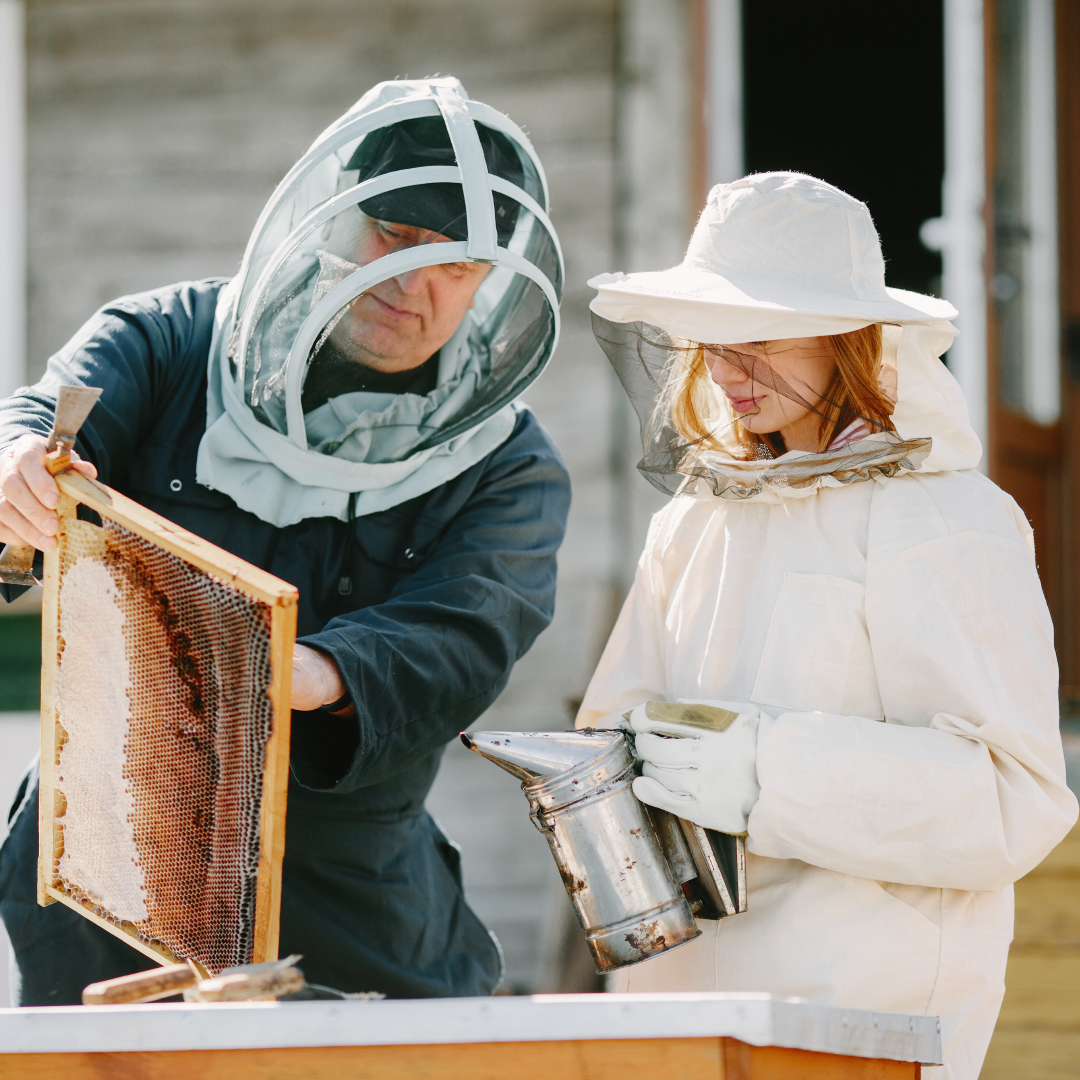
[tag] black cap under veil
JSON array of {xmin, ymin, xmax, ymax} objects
[{"xmin": 347, "ymin": 117, "xmax": 525, "ymax": 244}]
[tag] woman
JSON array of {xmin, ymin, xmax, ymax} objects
[{"xmin": 577, "ymin": 173, "xmax": 1077, "ymax": 1079}]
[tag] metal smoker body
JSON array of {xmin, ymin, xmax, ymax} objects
[{"xmin": 462, "ymin": 729, "xmax": 747, "ymax": 973}]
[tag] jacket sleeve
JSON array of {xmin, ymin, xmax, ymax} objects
[
  {"xmin": 747, "ymin": 472, "xmax": 1079, "ymax": 892},
  {"xmin": 294, "ymin": 411, "xmax": 571, "ymax": 792},
  {"xmin": 0, "ymin": 280, "xmax": 225, "ymax": 602}
]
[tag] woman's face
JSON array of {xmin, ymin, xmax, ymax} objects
[{"xmin": 703, "ymin": 337, "xmax": 837, "ymax": 453}]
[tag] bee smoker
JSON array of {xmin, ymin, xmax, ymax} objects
[{"xmin": 460, "ymin": 728, "xmax": 747, "ymax": 973}]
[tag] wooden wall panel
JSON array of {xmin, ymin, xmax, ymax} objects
[{"xmin": 980, "ymin": 823, "xmax": 1080, "ymax": 1078}]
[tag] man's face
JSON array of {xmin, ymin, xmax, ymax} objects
[{"xmin": 328, "ymin": 219, "xmax": 493, "ymax": 373}]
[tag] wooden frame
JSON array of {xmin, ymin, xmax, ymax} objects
[
  {"xmin": 0, "ymin": 1038, "xmax": 923, "ymax": 1079},
  {"xmin": 37, "ymin": 468, "xmax": 298, "ymax": 971}
]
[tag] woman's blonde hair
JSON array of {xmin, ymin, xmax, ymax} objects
[{"xmin": 668, "ymin": 324, "xmax": 895, "ymax": 458}]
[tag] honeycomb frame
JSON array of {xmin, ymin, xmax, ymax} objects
[{"xmin": 37, "ymin": 467, "xmax": 298, "ymax": 973}]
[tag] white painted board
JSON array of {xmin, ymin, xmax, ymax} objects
[{"xmin": 0, "ymin": 993, "xmax": 942, "ymax": 1064}]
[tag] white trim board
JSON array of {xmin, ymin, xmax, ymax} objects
[{"xmin": 0, "ymin": 993, "xmax": 942, "ymax": 1064}]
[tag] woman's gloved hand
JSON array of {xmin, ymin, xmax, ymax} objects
[{"xmin": 627, "ymin": 700, "xmax": 761, "ymax": 835}]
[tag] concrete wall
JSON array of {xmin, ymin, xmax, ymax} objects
[
  {"xmin": 0, "ymin": 0, "xmax": 26, "ymax": 398},
  {"xmin": 27, "ymin": 0, "xmax": 615, "ymax": 371},
  {"xmin": 17, "ymin": 0, "xmax": 694, "ymax": 994}
]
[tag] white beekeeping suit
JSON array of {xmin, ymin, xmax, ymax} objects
[{"xmin": 578, "ymin": 172, "xmax": 1077, "ymax": 1080}]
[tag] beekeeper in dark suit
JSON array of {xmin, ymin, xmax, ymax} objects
[{"xmin": 0, "ymin": 77, "xmax": 570, "ymax": 1004}]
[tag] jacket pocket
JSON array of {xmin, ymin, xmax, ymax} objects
[
  {"xmin": 831, "ymin": 871, "xmax": 942, "ymax": 1015},
  {"xmin": 751, "ymin": 572, "xmax": 883, "ymax": 718}
]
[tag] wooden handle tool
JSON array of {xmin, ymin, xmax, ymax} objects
[
  {"xmin": 193, "ymin": 962, "xmax": 306, "ymax": 1002},
  {"xmin": 82, "ymin": 963, "xmax": 196, "ymax": 1005},
  {"xmin": 81, "ymin": 955, "xmax": 305, "ymax": 1006}
]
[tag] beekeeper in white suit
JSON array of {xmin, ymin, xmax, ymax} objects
[{"xmin": 577, "ymin": 171, "xmax": 1078, "ymax": 1079}]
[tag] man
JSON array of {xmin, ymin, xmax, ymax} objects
[{"xmin": 0, "ymin": 78, "xmax": 570, "ymax": 1003}]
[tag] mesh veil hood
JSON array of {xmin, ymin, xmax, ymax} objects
[
  {"xmin": 197, "ymin": 78, "xmax": 564, "ymax": 528},
  {"xmin": 594, "ymin": 314, "xmax": 981, "ymax": 504}
]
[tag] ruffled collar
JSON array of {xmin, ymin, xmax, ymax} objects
[{"xmin": 676, "ymin": 431, "xmax": 933, "ymax": 503}]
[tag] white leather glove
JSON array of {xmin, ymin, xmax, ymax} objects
[{"xmin": 628, "ymin": 699, "xmax": 761, "ymax": 835}]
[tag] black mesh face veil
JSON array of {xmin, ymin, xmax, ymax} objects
[
  {"xmin": 219, "ymin": 79, "xmax": 563, "ymax": 466},
  {"xmin": 592, "ymin": 312, "xmax": 932, "ymax": 500}
]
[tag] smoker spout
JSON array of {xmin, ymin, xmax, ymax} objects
[{"xmin": 460, "ymin": 729, "xmax": 621, "ymax": 781}]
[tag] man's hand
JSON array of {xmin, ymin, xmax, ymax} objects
[
  {"xmin": 3, "ymin": 437, "xmax": 347, "ymax": 712},
  {"xmin": 291, "ymin": 643, "xmax": 348, "ymax": 712},
  {"xmin": 0, "ymin": 434, "xmax": 98, "ymax": 551}
]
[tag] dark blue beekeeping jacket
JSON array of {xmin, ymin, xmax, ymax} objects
[{"xmin": 0, "ymin": 279, "xmax": 570, "ymax": 1005}]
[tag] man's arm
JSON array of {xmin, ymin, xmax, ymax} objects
[
  {"xmin": 292, "ymin": 409, "xmax": 571, "ymax": 792},
  {"xmin": 0, "ymin": 280, "xmax": 227, "ymax": 600},
  {"xmin": 0, "ymin": 280, "xmax": 227, "ymax": 483}
]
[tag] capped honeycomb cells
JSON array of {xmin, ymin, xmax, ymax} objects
[{"xmin": 53, "ymin": 515, "xmax": 275, "ymax": 973}]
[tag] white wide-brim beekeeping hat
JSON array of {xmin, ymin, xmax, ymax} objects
[{"xmin": 589, "ymin": 171, "xmax": 956, "ymax": 343}]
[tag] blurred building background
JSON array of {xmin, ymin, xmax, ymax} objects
[{"xmin": 0, "ymin": 2, "xmax": 1076, "ymax": 1070}]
